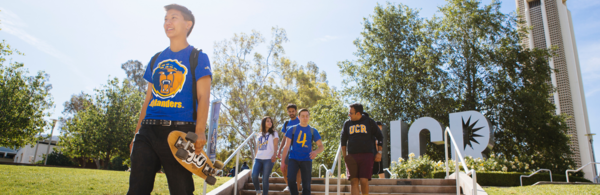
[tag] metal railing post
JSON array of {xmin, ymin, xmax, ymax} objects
[
  {"xmin": 234, "ymin": 152, "xmax": 239, "ymax": 195},
  {"xmin": 319, "ymin": 164, "xmax": 328, "ymax": 178},
  {"xmin": 455, "ymin": 152, "xmax": 459, "ymax": 195},
  {"xmin": 520, "ymin": 169, "xmax": 552, "ymax": 186},
  {"xmin": 383, "ymin": 168, "xmax": 397, "ymax": 179},
  {"xmin": 270, "ymin": 172, "xmax": 281, "ymax": 178},
  {"xmin": 337, "ymin": 150, "xmax": 341, "ymax": 195},
  {"xmin": 325, "ymin": 169, "xmax": 330, "ymax": 195},
  {"xmin": 472, "ymin": 170, "xmax": 477, "ymax": 195},
  {"xmin": 566, "ymin": 162, "xmax": 600, "ymax": 183},
  {"xmin": 445, "ymin": 130, "xmax": 449, "ymax": 178}
]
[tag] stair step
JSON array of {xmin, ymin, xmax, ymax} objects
[
  {"xmin": 251, "ymin": 177, "xmax": 456, "ymax": 186},
  {"xmin": 244, "ymin": 183, "xmax": 456, "ymax": 193},
  {"xmin": 241, "ymin": 190, "xmax": 461, "ymax": 195}
]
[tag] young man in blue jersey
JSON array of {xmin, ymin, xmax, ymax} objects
[
  {"xmin": 281, "ymin": 108, "xmax": 325, "ymax": 195},
  {"xmin": 127, "ymin": 4, "xmax": 212, "ymax": 195},
  {"xmin": 276, "ymin": 104, "xmax": 302, "ymax": 192},
  {"xmin": 341, "ymin": 103, "xmax": 384, "ymax": 195}
]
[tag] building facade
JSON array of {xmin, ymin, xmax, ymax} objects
[
  {"xmin": 516, "ymin": 0, "xmax": 595, "ymax": 181},
  {"xmin": 14, "ymin": 136, "xmax": 61, "ymax": 164}
]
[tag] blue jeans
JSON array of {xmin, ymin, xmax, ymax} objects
[
  {"xmin": 128, "ymin": 124, "xmax": 195, "ymax": 195},
  {"xmin": 252, "ymin": 159, "xmax": 274, "ymax": 195},
  {"xmin": 287, "ymin": 159, "xmax": 312, "ymax": 195}
]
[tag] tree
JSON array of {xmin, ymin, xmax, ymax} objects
[
  {"xmin": 211, "ymin": 27, "xmax": 333, "ymax": 171},
  {"xmin": 339, "ymin": 0, "xmax": 574, "ymax": 172},
  {"xmin": 309, "ymin": 93, "xmax": 348, "ymax": 176},
  {"xmin": 121, "ymin": 60, "xmax": 147, "ymax": 93},
  {"xmin": 338, "ymin": 3, "xmax": 452, "ymax": 161},
  {"xmin": 60, "ymin": 78, "xmax": 143, "ymax": 169},
  {"xmin": 59, "ymin": 93, "xmax": 95, "ymax": 167},
  {"xmin": 437, "ymin": 0, "xmax": 574, "ymax": 172},
  {"xmin": 0, "ymin": 25, "xmax": 54, "ymax": 148}
]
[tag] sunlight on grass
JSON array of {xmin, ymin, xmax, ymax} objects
[
  {"xmin": 486, "ymin": 184, "xmax": 600, "ymax": 195},
  {"xmin": 0, "ymin": 165, "xmax": 231, "ymax": 194}
]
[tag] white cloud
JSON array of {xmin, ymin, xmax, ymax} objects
[{"xmin": 0, "ymin": 7, "xmax": 90, "ymax": 83}]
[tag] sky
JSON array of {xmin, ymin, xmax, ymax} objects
[{"xmin": 1, "ymin": 0, "xmax": 599, "ymax": 169}]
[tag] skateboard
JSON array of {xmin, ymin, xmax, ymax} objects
[{"xmin": 168, "ymin": 131, "xmax": 224, "ymax": 185}]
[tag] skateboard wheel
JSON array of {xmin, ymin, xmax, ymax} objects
[
  {"xmin": 176, "ymin": 148, "xmax": 188, "ymax": 159},
  {"xmin": 213, "ymin": 160, "xmax": 224, "ymax": 170},
  {"xmin": 206, "ymin": 176, "xmax": 217, "ymax": 185},
  {"xmin": 185, "ymin": 132, "xmax": 198, "ymax": 143}
]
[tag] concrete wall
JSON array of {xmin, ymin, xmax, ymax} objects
[{"xmin": 14, "ymin": 142, "xmax": 62, "ymax": 164}]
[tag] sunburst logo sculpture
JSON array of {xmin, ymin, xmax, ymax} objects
[{"xmin": 462, "ymin": 116, "xmax": 483, "ymax": 150}]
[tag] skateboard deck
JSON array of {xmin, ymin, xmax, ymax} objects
[{"xmin": 167, "ymin": 130, "xmax": 223, "ymax": 185}]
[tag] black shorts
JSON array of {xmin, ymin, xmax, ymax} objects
[{"xmin": 372, "ymin": 160, "xmax": 384, "ymax": 175}]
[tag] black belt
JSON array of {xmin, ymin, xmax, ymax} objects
[{"xmin": 142, "ymin": 119, "xmax": 195, "ymax": 126}]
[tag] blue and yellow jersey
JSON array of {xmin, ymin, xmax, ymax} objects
[
  {"xmin": 142, "ymin": 45, "xmax": 212, "ymax": 122},
  {"xmin": 285, "ymin": 124, "xmax": 321, "ymax": 161}
]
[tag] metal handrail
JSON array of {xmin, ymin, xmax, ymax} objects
[
  {"xmin": 218, "ymin": 131, "xmax": 257, "ymax": 195},
  {"xmin": 383, "ymin": 168, "xmax": 397, "ymax": 179},
  {"xmin": 319, "ymin": 164, "xmax": 329, "ymax": 178},
  {"xmin": 520, "ymin": 169, "xmax": 552, "ymax": 186},
  {"xmin": 270, "ymin": 172, "xmax": 281, "ymax": 178},
  {"xmin": 323, "ymin": 145, "xmax": 342, "ymax": 195},
  {"xmin": 566, "ymin": 162, "xmax": 600, "ymax": 183},
  {"xmin": 444, "ymin": 127, "xmax": 477, "ymax": 195}
]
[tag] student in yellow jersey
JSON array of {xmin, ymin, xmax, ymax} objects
[{"xmin": 281, "ymin": 108, "xmax": 325, "ymax": 195}]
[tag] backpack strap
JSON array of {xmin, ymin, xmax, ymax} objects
[
  {"xmin": 284, "ymin": 121, "xmax": 289, "ymax": 131},
  {"xmin": 150, "ymin": 52, "xmax": 162, "ymax": 71},
  {"xmin": 292, "ymin": 125, "xmax": 297, "ymax": 141},
  {"xmin": 189, "ymin": 48, "xmax": 201, "ymax": 120},
  {"xmin": 311, "ymin": 127, "xmax": 316, "ymax": 152}
]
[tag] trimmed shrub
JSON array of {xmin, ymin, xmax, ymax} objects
[
  {"xmin": 389, "ymin": 153, "xmax": 584, "ymax": 180},
  {"xmin": 35, "ymin": 151, "xmax": 77, "ymax": 166}
]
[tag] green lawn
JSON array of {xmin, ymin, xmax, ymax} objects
[
  {"xmin": 486, "ymin": 185, "xmax": 600, "ymax": 195},
  {"xmin": 0, "ymin": 164, "xmax": 231, "ymax": 194}
]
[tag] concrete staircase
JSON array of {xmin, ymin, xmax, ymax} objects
[{"xmin": 241, "ymin": 177, "xmax": 461, "ymax": 195}]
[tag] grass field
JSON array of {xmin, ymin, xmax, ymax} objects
[
  {"xmin": 0, "ymin": 164, "xmax": 231, "ymax": 194},
  {"xmin": 486, "ymin": 184, "xmax": 600, "ymax": 195}
]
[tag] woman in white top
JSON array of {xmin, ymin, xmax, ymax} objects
[{"xmin": 252, "ymin": 116, "xmax": 279, "ymax": 195}]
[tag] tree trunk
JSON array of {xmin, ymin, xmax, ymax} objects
[{"xmin": 94, "ymin": 158, "xmax": 101, "ymax": 169}]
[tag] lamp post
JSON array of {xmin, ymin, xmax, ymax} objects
[
  {"xmin": 585, "ymin": 133, "xmax": 597, "ymax": 183},
  {"xmin": 44, "ymin": 119, "xmax": 58, "ymax": 165},
  {"xmin": 32, "ymin": 132, "xmax": 41, "ymax": 163}
]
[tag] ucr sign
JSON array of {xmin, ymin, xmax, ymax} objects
[{"xmin": 390, "ymin": 111, "xmax": 493, "ymax": 161}]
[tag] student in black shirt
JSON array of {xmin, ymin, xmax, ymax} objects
[{"xmin": 341, "ymin": 103, "xmax": 383, "ymax": 195}]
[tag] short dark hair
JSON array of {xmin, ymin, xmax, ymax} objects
[
  {"xmin": 349, "ymin": 103, "xmax": 364, "ymax": 115},
  {"xmin": 376, "ymin": 121, "xmax": 383, "ymax": 126},
  {"xmin": 164, "ymin": 4, "xmax": 195, "ymax": 37},
  {"xmin": 298, "ymin": 108, "xmax": 309, "ymax": 116},
  {"xmin": 287, "ymin": 103, "xmax": 297, "ymax": 111}
]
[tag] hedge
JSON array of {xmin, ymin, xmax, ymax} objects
[{"xmin": 431, "ymin": 171, "xmax": 591, "ymax": 186}]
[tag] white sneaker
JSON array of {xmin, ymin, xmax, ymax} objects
[
  {"xmin": 256, "ymin": 190, "xmax": 261, "ymax": 195},
  {"xmin": 282, "ymin": 186, "xmax": 290, "ymax": 192}
]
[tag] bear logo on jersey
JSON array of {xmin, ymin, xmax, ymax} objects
[{"xmin": 152, "ymin": 59, "xmax": 188, "ymax": 99}]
